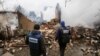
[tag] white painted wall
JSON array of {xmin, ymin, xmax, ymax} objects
[{"xmin": 0, "ymin": 13, "xmax": 18, "ymax": 30}]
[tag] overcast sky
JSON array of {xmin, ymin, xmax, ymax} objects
[
  {"xmin": 17, "ymin": 0, "xmax": 62, "ymax": 21},
  {"xmin": 59, "ymin": 0, "xmax": 100, "ymax": 28},
  {"xmin": 0, "ymin": 0, "xmax": 100, "ymax": 28}
]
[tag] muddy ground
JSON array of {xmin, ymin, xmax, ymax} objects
[{"xmin": 0, "ymin": 40, "xmax": 98, "ymax": 56}]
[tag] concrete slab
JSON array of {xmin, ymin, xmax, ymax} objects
[
  {"xmin": 2, "ymin": 52, "xmax": 14, "ymax": 56},
  {"xmin": 0, "ymin": 48, "xmax": 3, "ymax": 56}
]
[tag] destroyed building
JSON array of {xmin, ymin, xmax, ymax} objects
[
  {"xmin": 0, "ymin": 6, "xmax": 42, "ymax": 31},
  {"xmin": 55, "ymin": 3, "xmax": 61, "ymax": 22},
  {"xmin": 0, "ymin": 6, "xmax": 37, "ymax": 42},
  {"xmin": 0, "ymin": 11, "xmax": 18, "ymax": 30},
  {"xmin": 17, "ymin": 6, "xmax": 44, "ymax": 31},
  {"xmin": 17, "ymin": 12, "xmax": 35, "ymax": 31}
]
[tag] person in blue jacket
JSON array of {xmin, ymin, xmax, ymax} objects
[
  {"xmin": 26, "ymin": 24, "xmax": 46, "ymax": 56},
  {"xmin": 55, "ymin": 21, "xmax": 71, "ymax": 56}
]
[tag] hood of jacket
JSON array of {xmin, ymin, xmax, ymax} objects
[
  {"xmin": 32, "ymin": 30, "xmax": 41, "ymax": 35},
  {"xmin": 60, "ymin": 21, "xmax": 65, "ymax": 27}
]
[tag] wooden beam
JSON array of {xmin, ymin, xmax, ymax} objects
[{"xmin": 0, "ymin": 11, "xmax": 17, "ymax": 14}]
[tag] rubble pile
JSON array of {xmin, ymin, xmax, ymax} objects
[
  {"xmin": 40, "ymin": 20, "xmax": 100, "ymax": 56},
  {"xmin": 39, "ymin": 19, "xmax": 60, "ymax": 56},
  {"xmin": 0, "ymin": 18, "xmax": 100, "ymax": 56},
  {"xmin": 3, "ymin": 37, "xmax": 26, "ymax": 53},
  {"xmin": 40, "ymin": 19, "xmax": 58, "ymax": 48},
  {"xmin": 70, "ymin": 26, "xmax": 100, "ymax": 56},
  {"xmin": 0, "ymin": 26, "xmax": 27, "ymax": 55},
  {"xmin": 39, "ymin": 18, "xmax": 100, "ymax": 55}
]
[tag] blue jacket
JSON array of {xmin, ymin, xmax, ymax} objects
[
  {"xmin": 28, "ymin": 30, "xmax": 41, "ymax": 50},
  {"xmin": 56, "ymin": 21, "xmax": 71, "ymax": 44},
  {"xmin": 56, "ymin": 21, "xmax": 66, "ymax": 40},
  {"xmin": 26, "ymin": 30, "xmax": 46, "ymax": 56}
]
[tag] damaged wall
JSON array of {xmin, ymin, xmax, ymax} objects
[
  {"xmin": 18, "ymin": 12, "xmax": 34, "ymax": 31},
  {"xmin": 0, "ymin": 12, "xmax": 18, "ymax": 30}
]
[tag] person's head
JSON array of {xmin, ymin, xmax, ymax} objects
[
  {"xmin": 34, "ymin": 24, "xmax": 40, "ymax": 30},
  {"xmin": 60, "ymin": 21, "xmax": 65, "ymax": 27}
]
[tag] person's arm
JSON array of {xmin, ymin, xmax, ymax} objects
[
  {"xmin": 55, "ymin": 30, "xmax": 58, "ymax": 40},
  {"xmin": 55, "ymin": 28, "xmax": 60, "ymax": 40},
  {"xmin": 25, "ymin": 35, "xmax": 29, "ymax": 45},
  {"xmin": 69, "ymin": 30, "xmax": 72, "ymax": 39},
  {"xmin": 25, "ymin": 32, "xmax": 30, "ymax": 45},
  {"xmin": 40, "ymin": 35, "xmax": 46, "ymax": 56}
]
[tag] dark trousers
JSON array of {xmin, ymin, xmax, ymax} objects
[
  {"xmin": 30, "ymin": 48, "xmax": 41, "ymax": 56},
  {"xmin": 58, "ymin": 41, "xmax": 67, "ymax": 56},
  {"xmin": 59, "ymin": 46, "xmax": 66, "ymax": 56}
]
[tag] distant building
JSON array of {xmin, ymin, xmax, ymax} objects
[
  {"xmin": 0, "ymin": 11, "xmax": 35, "ymax": 31},
  {"xmin": 17, "ymin": 6, "xmax": 43, "ymax": 31},
  {"xmin": 0, "ymin": 5, "xmax": 45, "ymax": 31},
  {"xmin": 55, "ymin": 3, "xmax": 61, "ymax": 23}
]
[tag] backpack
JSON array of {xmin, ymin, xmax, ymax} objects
[{"xmin": 60, "ymin": 27, "xmax": 70, "ymax": 44}]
